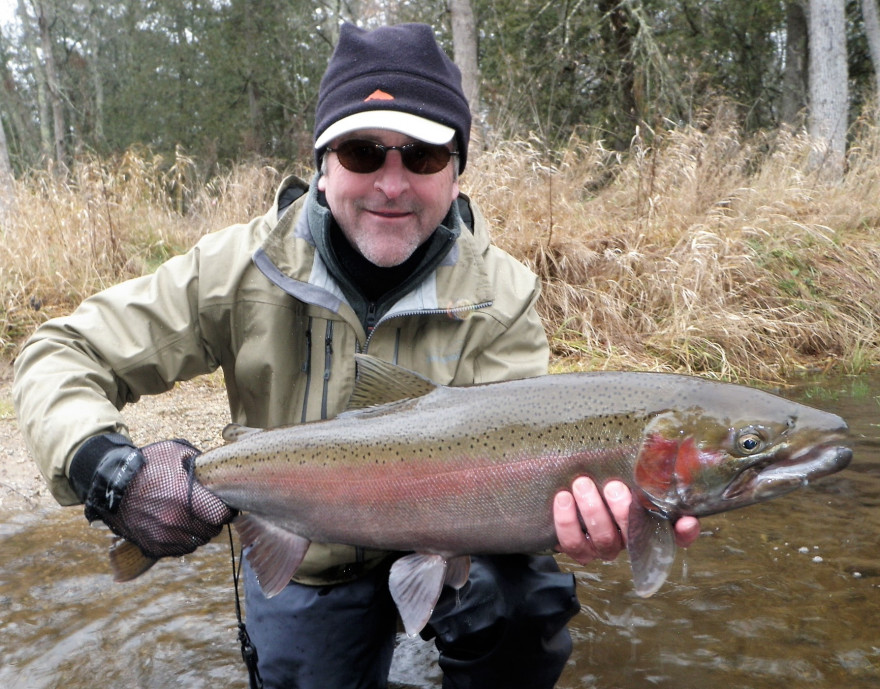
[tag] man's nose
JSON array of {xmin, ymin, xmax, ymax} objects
[{"xmin": 373, "ymin": 150, "xmax": 410, "ymax": 197}]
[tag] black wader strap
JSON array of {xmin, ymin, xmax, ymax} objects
[{"xmin": 228, "ymin": 525, "xmax": 263, "ymax": 689}]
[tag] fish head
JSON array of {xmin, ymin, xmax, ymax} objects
[{"xmin": 632, "ymin": 388, "xmax": 852, "ymax": 518}]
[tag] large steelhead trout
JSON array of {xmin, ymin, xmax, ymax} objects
[{"xmin": 112, "ymin": 355, "xmax": 852, "ymax": 635}]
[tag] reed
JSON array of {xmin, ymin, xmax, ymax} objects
[{"xmin": 2, "ymin": 109, "xmax": 879, "ymax": 382}]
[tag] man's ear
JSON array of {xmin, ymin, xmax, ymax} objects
[
  {"xmin": 317, "ymin": 174, "xmax": 328, "ymax": 192},
  {"xmin": 450, "ymin": 180, "xmax": 459, "ymax": 203}
]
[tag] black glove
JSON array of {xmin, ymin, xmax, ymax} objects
[{"xmin": 70, "ymin": 433, "xmax": 235, "ymax": 558}]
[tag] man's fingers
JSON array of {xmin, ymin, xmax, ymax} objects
[
  {"xmin": 601, "ymin": 480, "xmax": 632, "ymax": 547},
  {"xmin": 572, "ymin": 477, "xmax": 623, "ymax": 560},
  {"xmin": 555, "ymin": 478, "xmax": 700, "ymax": 566},
  {"xmin": 674, "ymin": 515, "xmax": 701, "ymax": 548},
  {"xmin": 553, "ymin": 489, "xmax": 597, "ymax": 564}
]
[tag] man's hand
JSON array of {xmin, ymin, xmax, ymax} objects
[
  {"xmin": 553, "ymin": 477, "xmax": 700, "ymax": 565},
  {"xmin": 82, "ymin": 437, "xmax": 235, "ymax": 558}
]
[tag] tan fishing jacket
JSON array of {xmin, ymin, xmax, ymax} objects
[{"xmin": 13, "ymin": 175, "xmax": 549, "ymax": 583}]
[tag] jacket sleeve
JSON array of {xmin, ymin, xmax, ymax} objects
[
  {"xmin": 471, "ymin": 246, "xmax": 550, "ymax": 385},
  {"xmin": 12, "ymin": 245, "xmax": 224, "ymax": 505}
]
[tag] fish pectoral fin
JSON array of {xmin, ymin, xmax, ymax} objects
[
  {"xmin": 234, "ymin": 513, "xmax": 310, "ymax": 597},
  {"xmin": 626, "ymin": 502, "xmax": 676, "ymax": 597},
  {"xmin": 389, "ymin": 553, "xmax": 450, "ymax": 637},
  {"xmin": 109, "ymin": 537, "xmax": 158, "ymax": 582}
]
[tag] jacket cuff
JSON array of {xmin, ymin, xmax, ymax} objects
[{"xmin": 69, "ymin": 433, "xmax": 138, "ymax": 503}]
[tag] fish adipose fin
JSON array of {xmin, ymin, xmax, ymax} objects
[
  {"xmin": 221, "ymin": 423, "xmax": 264, "ymax": 443},
  {"xmin": 348, "ymin": 354, "xmax": 439, "ymax": 409},
  {"xmin": 389, "ymin": 553, "xmax": 471, "ymax": 637},
  {"xmin": 626, "ymin": 501, "xmax": 676, "ymax": 597},
  {"xmin": 234, "ymin": 513, "xmax": 311, "ymax": 597}
]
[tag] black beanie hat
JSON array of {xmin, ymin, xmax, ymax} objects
[{"xmin": 314, "ymin": 23, "xmax": 472, "ymax": 173}]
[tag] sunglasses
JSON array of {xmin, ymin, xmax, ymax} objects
[{"xmin": 326, "ymin": 139, "xmax": 458, "ymax": 175}]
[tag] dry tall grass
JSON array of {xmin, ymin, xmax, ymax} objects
[
  {"xmin": 0, "ymin": 148, "xmax": 298, "ymax": 355},
  {"xmin": 2, "ymin": 109, "xmax": 879, "ymax": 382},
  {"xmin": 468, "ymin": 108, "xmax": 880, "ymax": 381}
]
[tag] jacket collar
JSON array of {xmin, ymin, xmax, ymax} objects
[{"xmin": 253, "ymin": 175, "xmax": 495, "ymax": 319}]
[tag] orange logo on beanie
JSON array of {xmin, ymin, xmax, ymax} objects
[{"xmin": 365, "ymin": 89, "xmax": 395, "ymax": 101}]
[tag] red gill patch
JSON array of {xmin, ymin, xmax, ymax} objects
[
  {"xmin": 635, "ymin": 433, "xmax": 678, "ymax": 495},
  {"xmin": 674, "ymin": 436, "xmax": 702, "ymax": 484}
]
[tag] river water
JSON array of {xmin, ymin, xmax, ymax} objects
[{"xmin": 1, "ymin": 373, "xmax": 878, "ymax": 688}]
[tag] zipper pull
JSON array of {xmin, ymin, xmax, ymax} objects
[
  {"xmin": 324, "ymin": 323, "xmax": 334, "ymax": 381},
  {"xmin": 302, "ymin": 320, "xmax": 312, "ymax": 373},
  {"xmin": 365, "ymin": 302, "xmax": 378, "ymax": 335}
]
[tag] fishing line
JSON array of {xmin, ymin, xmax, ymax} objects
[{"xmin": 227, "ymin": 524, "xmax": 264, "ymax": 689}]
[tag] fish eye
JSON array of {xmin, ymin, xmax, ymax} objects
[{"xmin": 736, "ymin": 432, "xmax": 763, "ymax": 454}]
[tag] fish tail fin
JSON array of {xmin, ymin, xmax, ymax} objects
[
  {"xmin": 626, "ymin": 502, "xmax": 676, "ymax": 597},
  {"xmin": 109, "ymin": 538, "xmax": 158, "ymax": 582}
]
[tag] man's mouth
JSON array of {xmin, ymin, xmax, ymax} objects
[{"xmin": 368, "ymin": 209, "xmax": 412, "ymax": 218}]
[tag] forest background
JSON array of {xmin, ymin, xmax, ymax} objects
[{"xmin": 1, "ymin": 0, "xmax": 880, "ymax": 384}]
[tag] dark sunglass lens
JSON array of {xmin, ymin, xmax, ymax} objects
[
  {"xmin": 332, "ymin": 140, "xmax": 453, "ymax": 174},
  {"xmin": 336, "ymin": 141, "xmax": 385, "ymax": 173},
  {"xmin": 402, "ymin": 144, "xmax": 450, "ymax": 174}
]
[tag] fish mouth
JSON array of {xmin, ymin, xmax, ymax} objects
[{"xmin": 723, "ymin": 442, "xmax": 853, "ymax": 503}]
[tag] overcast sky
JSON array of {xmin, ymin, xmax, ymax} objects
[{"xmin": 1, "ymin": 5, "xmax": 16, "ymax": 30}]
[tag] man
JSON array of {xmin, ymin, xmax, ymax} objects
[{"xmin": 13, "ymin": 23, "xmax": 698, "ymax": 689}]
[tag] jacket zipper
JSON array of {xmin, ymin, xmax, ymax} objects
[
  {"xmin": 322, "ymin": 320, "xmax": 334, "ymax": 420},
  {"xmin": 301, "ymin": 317, "xmax": 312, "ymax": 424},
  {"xmin": 366, "ymin": 302, "xmax": 378, "ymax": 332},
  {"xmin": 363, "ymin": 301, "xmax": 493, "ymax": 352}
]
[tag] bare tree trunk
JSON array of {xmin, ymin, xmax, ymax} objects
[
  {"xmin": 0, "ymin": 25, "xmax": 37, "ymax": 163},
  {"xmin": 237, "ymin": 0, "xmax": 263, "ymax": 154},
  {"xmin": 448, "ymin": 0, "xmax": 483, "ymax": 148},
  {"xmin": 598, "ymin": 0, "xmax": 638, "ymax": 126},
  {"xmin": 862, "ymin": 0, "xmax": 880, "ymax": 114},
  {"xmin": 36, "ymin": 0, "xmax": 67, "ymax": 170},
  {"xmin": 781, "ymin": 1, "xmax": 809, "ymax": 126},
  {"xmin": 807, "ymin": 0, "xmax": 848, "ymax": 180},
  {"xmin": 245, "ymin": 79, "xmax": 264, "ymax": 153},
  {"xmin": 85, "ymin": 0, "xmax": 105, "ymax": 143},
  {"xmin": 0, "ymin": 114, "xmax": 14, "ymax": 215},
  {"xmin": 18, "ymin": 0, "xmax": 52, "ymax": 162}
]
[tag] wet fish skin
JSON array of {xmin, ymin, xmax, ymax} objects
[{"xmin": 109, "ymin": 355, "xmax": 852, "ymax": 636}]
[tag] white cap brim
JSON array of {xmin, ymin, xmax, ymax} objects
[{"xmin": 315, "ymin": 110, "xmax": 455, "ymax": 149}]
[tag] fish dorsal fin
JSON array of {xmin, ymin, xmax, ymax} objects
[
  {"xmin": 348, "ymin": 354, "xmax": 439, "ymax": 410},
  {"xmin": 234, "ymin": 513, "xmax": 311, "ymax": 597},
  {"xmin": 626, "ymin": 501, "xmax": 676, "ymax": 597}
]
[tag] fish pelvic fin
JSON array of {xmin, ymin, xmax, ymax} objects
[
  {"xmin": 445, "ymin": 554, "xmax": 471, "ymax": 590},
  {"xmin": 109, "ymin": 537, "xmax": 158, "ymax": 582},
  {"xmin": 626, "ymin": 502, "xmax": 676, "ymax": 597},
  {"xmin": 389, "ymin": 553, "xmax": 471, "ymax": 637},
  {"xmin": 348, "ymin": 354, "xmax": 439, "ymax": 409},
  {"xmin": 234, "ymin": 513, "xmax": 311, "ymax": 597}
]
